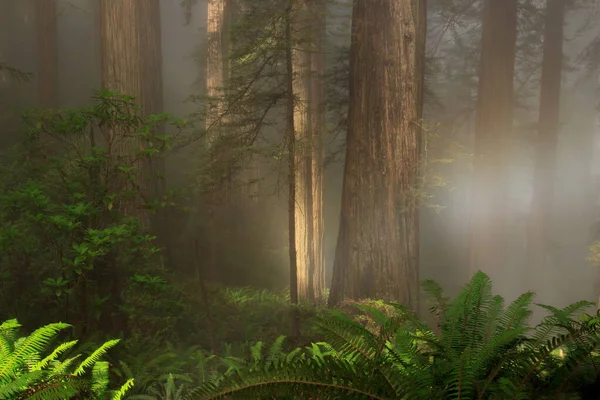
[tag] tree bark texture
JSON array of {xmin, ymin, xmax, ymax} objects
[
  {"xmin": 308, "ymin": 0, "xmax": 326, "ymax": 303},
  {"xmin": 527, "ymin": 0, "xmax": 565, "ymax": 294},
  {"xmin": 137, "ymin": 0, "xmax": 163, "ymax": 117},
  {"xmin": 292, "ymin": 0, "xmax": 325, "ymax": 303},
  {"xmin": 328, "ymin": 0, "xmax": 426, "ymax": 311},
  {"xmin": 137, "ymin": 0, "xmax": 168, "ymax": 263},
  {"xmin": 468, "ymin": 0, "xmax": 517, "ymax": 283},
  {"xmin": 35, "ymin": 0, "xmax": 57, "ymax": 108},
  {"xmin": 207, "ymin": 0, "xmax": 226, "ymax": 134},
  {"xmin": 205, "ymin": 0, "xmax": 229, "ymax": 281},
  {"xmin": 285, "ymin": 0, "xmax": 300, "ymax": 338},
  {"xmin": 99, "ymin": 0, "xmax": 148, "ymax": 227}
]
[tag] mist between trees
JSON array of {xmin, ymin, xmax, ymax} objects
[{"xmin": 0, "ymin": 0, "xmax": 600, "ymax": 397}]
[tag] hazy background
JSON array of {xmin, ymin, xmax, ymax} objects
[{"xmin": 1, "ymin": 0, "xmax": 599, "ymax": 312}]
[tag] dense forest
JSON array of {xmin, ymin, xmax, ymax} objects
[{"xmin": 2, "ymin": 0, "xmax": 600, "ymax": 398}]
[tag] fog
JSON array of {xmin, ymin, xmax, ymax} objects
[{"xmin": 1, "ymin": 0, "xmax": 600, "ymax": 316}]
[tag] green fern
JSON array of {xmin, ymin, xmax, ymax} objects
[
  {"xmin": 0, "ymin": 319, "xmax": 134, "ymax": 399},
  {"xmin": 128, "ymin": 373, "xmax": 192, "ymax": 400},
  {"xmin": 74, "ymin": 339, "xmax": 120, "ymax": 376},
  {"xmin": 188, "ymin": 271, "xmax": 600, "ymax": 399}
]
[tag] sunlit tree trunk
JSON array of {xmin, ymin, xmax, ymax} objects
[
  {"xmin": 528, "ymin": 0, "xmax": 565, "ymax": 293},
  {"xmin": 35, "ymin": 0, "xmax": 57, "ymax": 108},
  {"xmin": 205, "ymin": 0, "xmax": 229, "ymax": 281},
  {"xmin": 292, "ymin": 0, "xmax": 325, "ymax": 303},
  {"xmin": 285, "ymin": 0, "xmax": 300, "ymax": 337},
  {"xmin": 292, "ymin": 12, "xmax": 313, "ymax": 300},
  {"xmin": 206, "ymin": 0, "xmax": 226, "ymax": 134},
  {"xmin": 468, "ymin": 0, "xmax": 517, "ymax": 283},
  {"xmin": 328, "ymin": 0, "xmax": 426, "ymax": 311},
  {"xmin": 308, "ymin": 0, "xmax": 326, "ymax": 303}
]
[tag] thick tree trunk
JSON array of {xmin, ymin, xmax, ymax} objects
[
  {"xmin": 328, "ymin": 0, "xmax": 426, "ymax": 311},
  {"xmin": 137, "ymin": 0, "xmax": 163, "ymax": 117},
  {"xmin": 35, "ymin": 0, "xmax": 57, "ymax": 108},
  {"xmin": 100, "ymin": 0, "xmax": 141, "ymax": 102},
  {"xmin": 99, "ymin": 0, "xmax": 149, "ymax": 334},
  {"xmin": 292, "ymin": 19, "xmax": 313, "ymax": 301},
  {"xmin": 99, "ymin": 0, "xmax": 149, "ymax": 227},
  {"xmin": 527, "ymin": 0, "xmax": 565, "ymax": 293},
  {"xmin": 468, "ymin": 0, "xmax": 517, "ymax": 283},
  {"xmin": 137, "ymin": 0, "xmax": 168, "ymax": 265}
]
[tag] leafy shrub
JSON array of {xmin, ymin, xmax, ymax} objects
[
  {"xmin": 0, "ymin": 91, "xmax": 185, "ymax": 339},
  {"xmin": 178, "ymin": 284, "xmax": 321, "ymax": 349}
]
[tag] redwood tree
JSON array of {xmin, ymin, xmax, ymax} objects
[
  {"xmin": 328, "ymin": 0, "xmax": 427, "ymax": 311},
  {"xmin": 527, "ymin": 0, "xmax": 566, "ymax": 290},
  {"xmin": 205, "ymin": 0, "xmax": 231, "ymax": 281},
  {"xmin": 35, "ymin": 0, "xmax": 57, "ymax": 108},
  {"xmin": 468, "ymin": 0, "xmax": 518, "ymax": 283},
  {"xmin": 137, "ymin": 0, "xmax": 168, "ymax": 262},
  {"xmin": 292, "ymin": 0, "xmax": 326, "ymax": 303}
]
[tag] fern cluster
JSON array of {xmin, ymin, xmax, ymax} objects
[
  {"xmin": 0, "ymin": 319, "xmax": 133, "ymax": 399},
  {"xmin": 190, "ymin": 271, "xmax": 600, "ymax": 399}
]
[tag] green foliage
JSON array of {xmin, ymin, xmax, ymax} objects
[
  {"xmin": 189, "ymin": 272, "xmax": 600, "ymax": 399},
  {"xmin": 0, "ymin": 91, "xmax": 184, "ymax": 339},
  {"xmin": 177, "ymin": 284, "xmax": 320, "ymax": 349},
  {"xmin": 128, "ymin": 373, "xmax": 193, "ymax": 400},
  {"xmin": 0, "ymin": 319, "xmax": 133, "ymax": 399}
]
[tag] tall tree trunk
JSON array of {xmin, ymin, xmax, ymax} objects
[
  {"xmin": 527, "ymin": 0, "xmax": 565, "ymax": 295},
  {"xmin": 99, "ymin": 0, "xmax": 148, "ymax": 226},
  {"xmin": 292, "ymin": 0, "xmax": 325, "ymax": 304},
  {"xmin": 137, "ymin": 0, "xmax": 163, "ymax": 117},
  {"xmin": 99, "ymin": 0, "xmax": 148, "ymax": 334},
  {"xmin": 285, "ymin": 0, "xmax": 300, "ymax": 338},
  {"xmin": 308, "ymin": 0, "xmax": 326, "ymax": 303},
  {"xmin": 468, "ymin": 0, "xmax": 517, "ymax": 284},
  {"xmin": 292, "ymin": 10, "xmax": 313, "ymax": 300},
  {"xmin": 35, "ymin": 0, "xmax": 57, "ymax": 108},
  {"xmin": 137, "ymin": 0, "xmax": 168, "ymax": 265},
  {"xmin": 205, "ymin": 0, "xmax": 228, "ymax": 282},
  {"xmin": 328, "ymin": 0, "xmax": 426, "ymax": 311}
]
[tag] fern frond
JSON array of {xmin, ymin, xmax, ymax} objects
[
  {"xmin": 249, "ymin": 341, "xmax": 263, "ymax": 365},
  {"xmin": 73, "ymin": 339, "xmax": 120, "ymax": 376},
  {"xmin": 0, "ymin": 322, "xmax": 71, "ymax": 383},
  {"xmin": 421, "ymin": 278, "xmax": 450, "ymax": 317},
  {"xmin": 51, "ymin": 354, "xmax": 82, "ymax": 375},
  {"xmin": 31, "ymin": 340, "xmax": 79, "ymax": 372},
  {"xmin": 266, "ymin": 335, "xmax": 285, "ymax": 364},
  {"xmin": 90, "ymin": 361, "xmax": 110, "ymax": 398},
  {"xmin": 22, "ymin": 374, "xmax": 83, "ymax": 400},
  {"xmin": 0, "ymin": 370, "xmax": 44, "ymax": 399},
  {"xmin": 187, "ymin": 355, "xmax": 388, "ymax": 400},
  {"xmin": 111, "ymin": 378, "xmax": 134, "ymax": 400}
]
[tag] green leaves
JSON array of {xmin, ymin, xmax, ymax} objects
[
  {"xmin": 189, "ymin": 272, "xmax": 600, "ymax": 399},
  {"xmin": 0, "ymin": 319, "xmax": 132, "ymax": 400}
]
